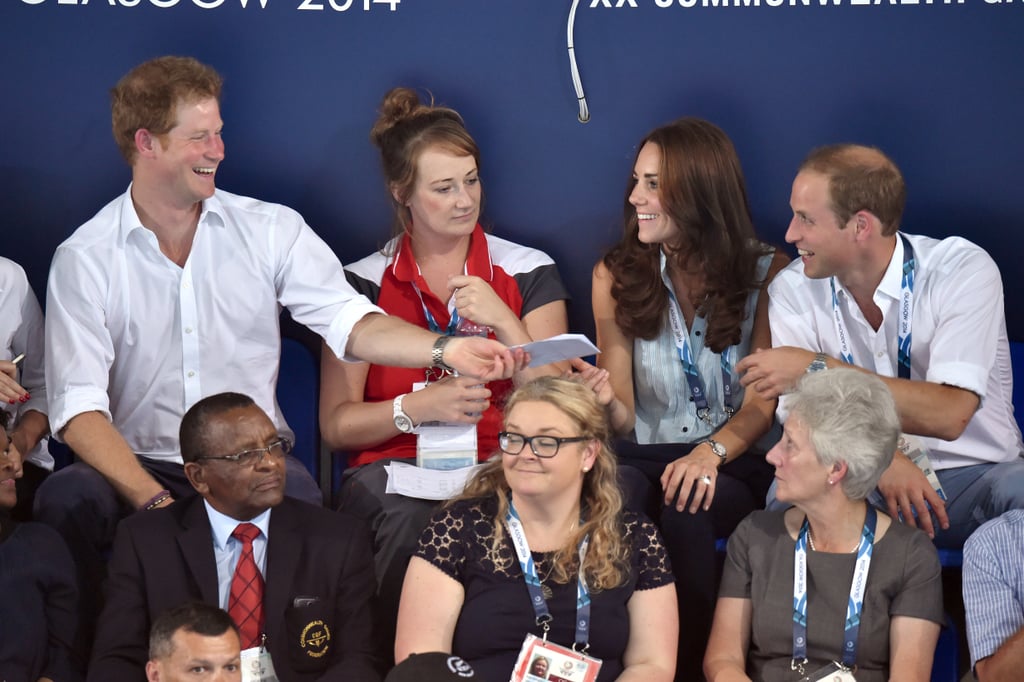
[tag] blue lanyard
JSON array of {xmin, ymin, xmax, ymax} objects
[
  {"xmin": 665, "ymin": 288, "xmax": 737, "ymax": 424},
  {"xmin": 411, "ymin": 283, "xmax": 462, "ymax": 336},
  {"xmin": 792, "ymin": 504, "xmax": 877, "ymax": 673},
  {"xmin": 505, "ymin": 500, "xmax": 592, "ymax": 651},
  {"xmin": 829, "ymin": 234, "xmax": 915, "ymax": 380}
]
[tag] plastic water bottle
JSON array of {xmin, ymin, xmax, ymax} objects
[{"xmin": 455, "ymin": 316, "xmax": 489, "ymax": 338}]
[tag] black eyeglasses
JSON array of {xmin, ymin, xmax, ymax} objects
[
  {"xmin": 196, "ymin": 437, "xmax": 292, "ymax": 467},
  {"xmin": 498, "ymin": 432, "xmax": 590, "ymax": 459}
]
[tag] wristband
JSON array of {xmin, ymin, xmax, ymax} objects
[{"xmin": 140, "ymin": 489, "xmax": 171, "ymax": 511}]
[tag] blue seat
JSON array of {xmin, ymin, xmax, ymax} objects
[
  {"xmin": 276, "ymin": 336, "xmax": 323, "ymax": 497},
  {"xmin": 930, "ymin": 612, "xmax": 961, "ymax": 682},
  {"xmin": 937, "ymin": 549, "xmax": 962, "ymax": 569}
]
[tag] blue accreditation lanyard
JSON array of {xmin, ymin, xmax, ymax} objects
[
  {"xmin": 792, "ymin": 504, "xmax": 877, "ymax": 674},
  {"xmin": 411, "ymin": 283, "xmax": 462, "ymax": 336},
  {"xmin": 506, "ymin": 500, "xmax": 592, "ymax": 652},
  {"xmin": 665, "ymin": 288, "xmax": 737, "ymax": 424},
  {"xmin": 829, "ymin": 234, "xmax": 915, "ymax": 380}
]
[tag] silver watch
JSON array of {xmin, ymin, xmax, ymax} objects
[
  {"xmin": 706, "ymin": 438, "xmax": 727, "ymax": 466},
  {"xmin": 392, "ymin": 394, "xmax": 415, "ymax": 434},
  {"xmin": 806, "ymin": 352, "xmax": 828, "ymax": 373},
  {"xmin": 431, "ymin": 335, "xmax": 455, "ymax": 372}
]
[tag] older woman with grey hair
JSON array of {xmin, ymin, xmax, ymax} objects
[{"xmin": 704, "ymin": 369, "xmax": 943, "ymax": 682}]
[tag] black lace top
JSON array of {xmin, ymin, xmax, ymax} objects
[{"xmin": 415, "ymin": 497, "xmax": 673, "ymax": 682}]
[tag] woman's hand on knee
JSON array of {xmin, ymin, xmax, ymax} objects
[{"xmin": 661, "ymin": 446, "xmax": 720, "ymax": 512}]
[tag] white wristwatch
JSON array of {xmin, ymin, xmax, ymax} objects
[{"xmin": 393, "ymin": 394, "xmax": 415, "ymax": 434}]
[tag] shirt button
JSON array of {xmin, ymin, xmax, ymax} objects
[
  {"xmin": 877, "ymin": 351, "xmax": 885, "ymax": 358},
  {"xmin": 688, "ymin": 396, "xmax": 694, "ymax": 402},
  {"xmin": 185, "ymin": 327, "xmax": 193, "ymax": 334},
  {"xmin": 187, "ymin": 371, "xmax": 196, "ymax": 378},
  {"xmin": 695, "ymin": 330, "xmax": 701, "ymax": 336},
  {"xmin": 682, "ymin": 427, "xmax": 689, "ymax": 433}
]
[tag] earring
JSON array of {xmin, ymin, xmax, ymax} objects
[
  {"xmin": 828, "ymin": 479, "xmax": 835, "ymax": 486},
  {"xmin": 582, "ymin": 467, "xmax": 590, "ymax": 473}
]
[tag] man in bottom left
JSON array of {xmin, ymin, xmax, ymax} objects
[{"xmin": 89, "ymin": 392, "xmax": 383, "ymax": 681}]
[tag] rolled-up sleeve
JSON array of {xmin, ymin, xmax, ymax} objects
[
  {"xmin": 918, "ymin": 245, "xmax": 1003, "ymax": 399},
  {"xmin": 45, "ymin": 245, "xmax": 116, "ymax": 438},
  {"xmin": 270, "ymin": 205, "xmax": 384, "ymax": 363}
]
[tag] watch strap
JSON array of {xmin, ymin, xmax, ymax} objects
[
  {"xmin": 806, "ymin": 352, "xmax": 828, "ymax": 373},
  {"xmin": 392, "ymin": 394, "xmax": 415, "ymax": 433},
  {"xmin": 431, "ymin": 335, "xmax": 455, "ymax": 372},
  {"xmin": 705, "ymin": 438, "xmax": 727, "ymax": 465}
]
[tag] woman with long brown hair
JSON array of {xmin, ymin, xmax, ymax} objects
[{"xmin": 574, "ymin": 117, "xmax": 788, "ymax": 680}]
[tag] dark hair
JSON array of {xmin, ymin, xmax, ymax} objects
[
  {"xmin": 179, "ymin": 392, "xmax": 256, "ymax": 463},
  {"xmin": 799, "ymin": 144, "xmax": 905, "ymax": 236},
  {"xmin": 111, "ymin": 55, "xmax": 223, "ymax": 165},
  {"xmin": 0, "ymin": 411, "xmax": 10, "ymax": 431},
  {"xmin": 603, "ymin": 117, "xmax": 770, "ymax": 352},
  {"xmin": 369, "ymin": 87, "xmax": 481, "ymax": 239},
  {"xmin": 149, "ymin": 601, "xmax": 238, "ymax": 661}
]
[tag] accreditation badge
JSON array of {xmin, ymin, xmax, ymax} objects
[
  {"xmin": 801, "ymin": 661, "xmax": 857, "ymax": 681},
  {"xmin": 412, "ymin": 380, "xmax": 478, "ymax": 470},
  {"xmin": 240, "ymin": 645, "xmax": 279, "ymax": 682},
  {"xmin": 511, "ymin": 634, "xmax": 601, "ymax": 682}
]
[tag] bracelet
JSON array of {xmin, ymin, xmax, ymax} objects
[{"xmin": 140, "ymin": 489, "xmax": 171, "ymax": 511}]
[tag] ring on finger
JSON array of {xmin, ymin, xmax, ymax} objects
[{"xmin": 698, "ymin": 474, "xmax": 712, "ymax": 485}]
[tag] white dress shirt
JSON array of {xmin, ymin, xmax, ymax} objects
[
  {"xmin": 770, "ymin": 232, "xmax": 1022, "ymax": 470},
  {"xmin": 204, "ymin": 499, "xmax": 271, "ymax": 611},
  {"xmin": 0, "ymin": 257, "xmax": 50, "ymax": 469},
  {"xmin": 45, "ymin": 186, "xmax": 383, "ymax": 462}
]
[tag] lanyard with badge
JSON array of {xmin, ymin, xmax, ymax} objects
[
  {"xmin": 506, "ymin": 501, "xmax": 602, "ymax": 682},
  {"xmin": 791, "ymin": 504, "xmax": 877, "ymax": 682},
  {"xmin": 410, "ymin": 283, "xmax": 478, "ymax": 469},
  {"xmin": 828, "ymin": 234, "xmax": 946, "ymax": 506},
  {"xmin": 665, "ymin": 287, "xmax": 737, "ymax": 425}
]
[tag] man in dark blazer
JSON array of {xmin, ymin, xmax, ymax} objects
[{"xmin": 89, "ymin": 392, "xmax": 383, "ymax": 681}]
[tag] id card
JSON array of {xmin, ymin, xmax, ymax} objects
[
  {"xmin": 896, "ymin": 434, "xmax": 947, "ymax": 521},
  {"xmin": 511, "ymin": 634, "xmax": 601, "ymax": 682},
  {"xmin": 240, "ymin": 645, "xmax": 278, "ymax": 682},
  {"xmin": 801, "ymin": 661, "xmax": 857, "ymax": 681},
  {"xmin": 413, "ymin": 380, "xmax": 478, "ymax": 470}
]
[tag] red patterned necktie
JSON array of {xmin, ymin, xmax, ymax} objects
[{"xmin": 229, "ymin": 523, "xmax": 265, "ymax": 649}]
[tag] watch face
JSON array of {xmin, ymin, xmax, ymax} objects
[{"xmin": 394, "ymin": 414, "xmax": 414, "ymax": 433}]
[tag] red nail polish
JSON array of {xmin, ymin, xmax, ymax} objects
[{"xmin": 7, "ymin": 400, "xmax": 14, "ymax": 405}]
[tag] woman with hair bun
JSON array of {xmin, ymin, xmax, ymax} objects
[{"xmin": 321, "ymin": 87, "xmax": 570, "ymax": 651}]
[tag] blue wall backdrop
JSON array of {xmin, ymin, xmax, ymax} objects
[{"xmin": 3, "ymin": 0, "xmax": 1022, "ymax": 341}]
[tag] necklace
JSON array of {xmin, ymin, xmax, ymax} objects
[
  {"xmin": 537, "ymin": 557, "xmax": 554, "ymax": 600},
  {"xmin": 807, "ymin": 526, "xmax": 859, "ymax": 553}
]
